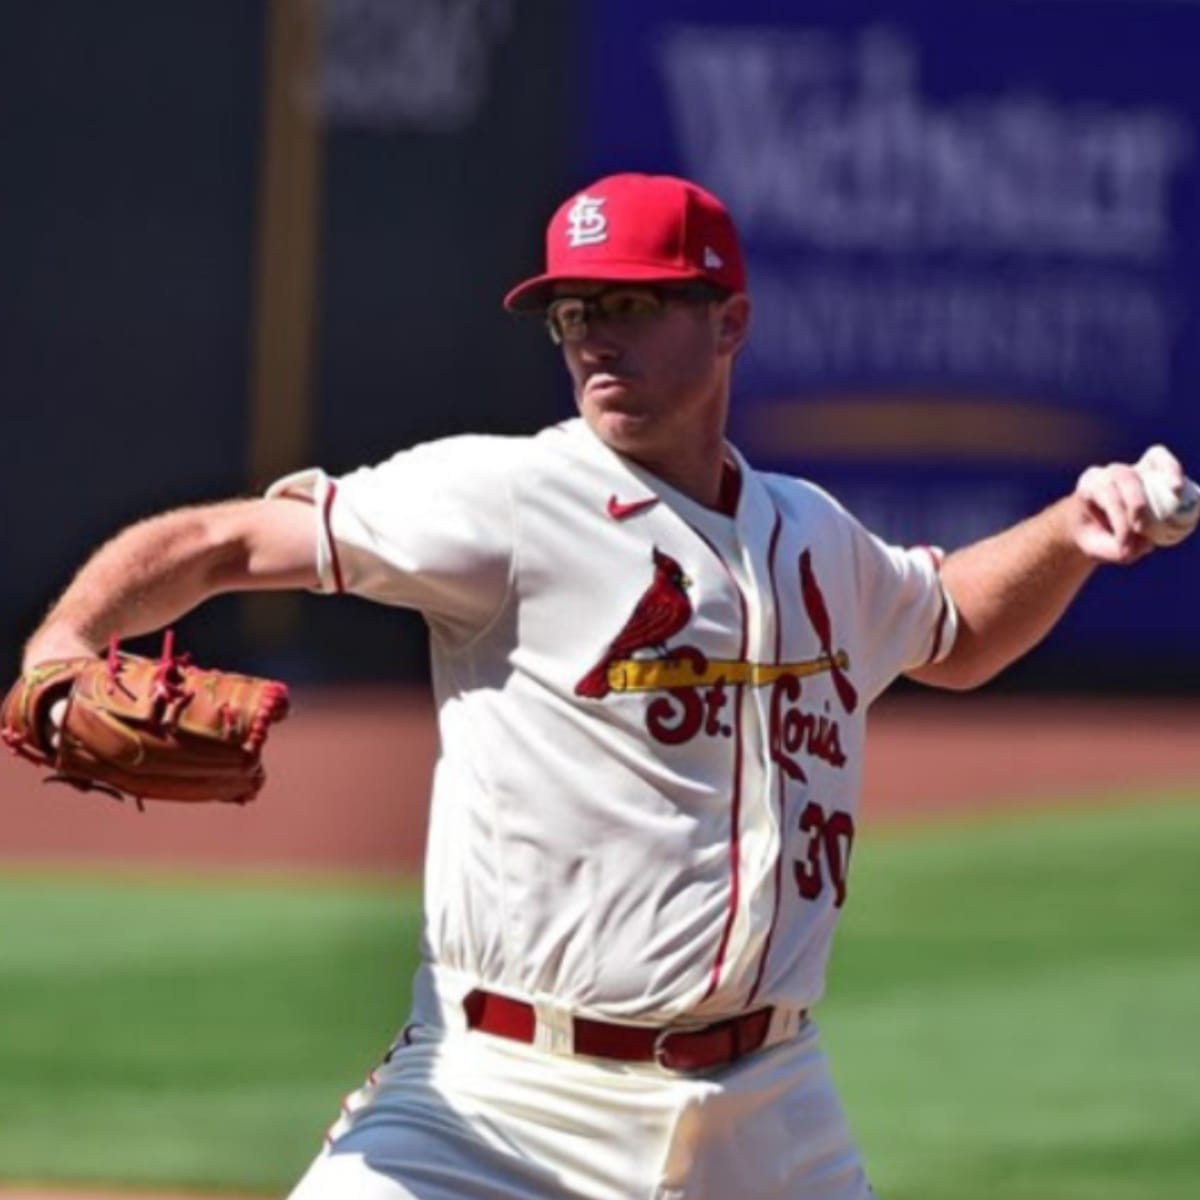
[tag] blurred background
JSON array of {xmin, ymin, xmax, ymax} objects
[
  {"xmin": 3, "ymin": 0, "xmax": 1198, "ymax": 689},
  {"xmin": 1, "ymin": 3, "xmax": 1198, "ymax": 1199}
]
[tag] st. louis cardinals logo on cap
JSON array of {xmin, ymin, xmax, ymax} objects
[
  {"xmin": 576, "ymin": 546, "xmax": 858, "ymax": 776},
  {"xmin": 503, "ymin": 173, "xmax": 747, "ymax": 311},
  {"xmin": 565, "ymin": 194, "xmax": 607, "ymax": 247}
]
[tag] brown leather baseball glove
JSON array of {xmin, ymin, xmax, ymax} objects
[{"xmin": 1, "ymin": 632, "xmax": 289, "ymax": 807}]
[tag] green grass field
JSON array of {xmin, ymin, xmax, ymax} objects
[{"xmin": 1, "ymin": 794, "xmax": 1197, "ymax": 1198}]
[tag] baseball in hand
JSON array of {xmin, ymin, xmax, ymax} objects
[{"xmin": 1136, "ymin": 464, "xmax": 1199, "ymax": 547}]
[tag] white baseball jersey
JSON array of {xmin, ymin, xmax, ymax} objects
[{"xmin": 269, "ymin": 418, "xmax": 954, "ymax": 1025}]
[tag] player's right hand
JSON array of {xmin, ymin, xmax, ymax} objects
[{"xmin": 1072, "ymin": 448, "xmax": 1183, "ymax": 565}]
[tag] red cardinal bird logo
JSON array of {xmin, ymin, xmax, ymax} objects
[{"xmin": 575, "ymin": 548, "xmax": 693, "ymax": 699}]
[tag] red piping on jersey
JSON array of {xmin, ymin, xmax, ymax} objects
[
  {"xmin": 927, "ymin": 592, "xmax": 950, "ymax": 664},
  {"xmin": 746, "ymin": 510, "xmax": 784, "ymax": 1005},
  {"xmin": 915, "ymin": 546, "xmax": 949, "ymax": 665},
  {"xmin": 691, "ymin": 525, "xmax": 750, "ymax": 1004},
  {"xmin": 914, "ymin": 544, "xmax": 945, "ymax": 570},
  {"xmin": 323, "ymin": 480, "xmax": 346, "ymax": 595}
]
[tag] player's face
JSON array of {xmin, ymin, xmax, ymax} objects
[{"xmin": 550, "ymin": 282, "xmax": 749, "ymax": 467}]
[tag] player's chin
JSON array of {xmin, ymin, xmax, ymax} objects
[{"xmin": 588, "ymin": 407, "xmax": 658, "ymax": 453}]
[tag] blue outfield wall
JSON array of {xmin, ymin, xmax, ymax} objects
[{"xmin": 577, "ymin": 0, "xmax": 1200, "ymax": 682}]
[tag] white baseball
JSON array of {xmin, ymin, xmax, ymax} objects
[{"xmin": 1136, "ymin": 465, "xmax": 1199, "ymax": 547}]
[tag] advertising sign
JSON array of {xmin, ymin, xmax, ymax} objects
[{"xmin": 580, "ymin": 1, "xmax": 1200, "ymax": 667}]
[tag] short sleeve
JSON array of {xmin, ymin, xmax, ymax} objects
[
  {"xmin": 848, "ymin": 525, "xmax": 957, "ymax": 704},
  {"xmin": 266, "ymin": 435, "xmax": 517, "ymax": 642}
]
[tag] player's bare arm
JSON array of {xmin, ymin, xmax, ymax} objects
[
  {"xmin": 22, "ymin": 497, "xmax": 317, "ymax": 669},
  {"xmin": 906, "ymin": 497, "xmax": 1095, "ymax": 691},
  {"xmin": 910, "ymin": 446, "xmax": 1193, "ymax": 690}
]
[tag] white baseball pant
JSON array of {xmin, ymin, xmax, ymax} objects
[{"xmin": 287, "ymin": 1010, "xmax": 874, "ymax": 1200}]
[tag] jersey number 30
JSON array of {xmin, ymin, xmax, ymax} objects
[{"xmin": 793, "ymin": 801, "xmax": 856, "ymax": 908}]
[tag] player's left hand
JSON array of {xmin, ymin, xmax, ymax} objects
[
  {"xmin": 1072, "ymin": 445, "xmax": 1188, "ymax": 564},
  {"xmin": 1, "ymin": 631, "xmax": 290, "ymax": 807}
]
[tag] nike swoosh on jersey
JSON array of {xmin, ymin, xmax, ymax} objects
[{"xmin": 606, "ymin": 495, "xmax": 659, "ymax": 521}]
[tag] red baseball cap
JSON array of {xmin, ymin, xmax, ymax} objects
[{"xmin": 503, "ymin": 173, "xmax": 746, "ymax": 311}]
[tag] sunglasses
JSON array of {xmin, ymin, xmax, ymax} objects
[{"xmin": 544, "ymin": 283, "xmax": 729, "ymax": 345}]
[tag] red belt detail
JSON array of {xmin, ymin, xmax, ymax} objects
[{"xmin": 462, "ymin": 988, "xmax": 783, "ymax": 1073}]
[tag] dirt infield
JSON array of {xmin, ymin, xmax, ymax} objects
[
  {"xmin": 2, "ymin": 688, "xmax": 1197, "ymax": 875},
  {"xmin": 2, "ymin": 688, "xmax": 1198, "ymax": 1200}
]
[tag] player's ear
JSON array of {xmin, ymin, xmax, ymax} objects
[{"xmin": 715, "ymin": 294, "xmax": 750, "ymax": 356}]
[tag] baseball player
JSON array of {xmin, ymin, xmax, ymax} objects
[{"xmin": 20, "ymin": 173, "xmax": 1195, "ymax": 1199}]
